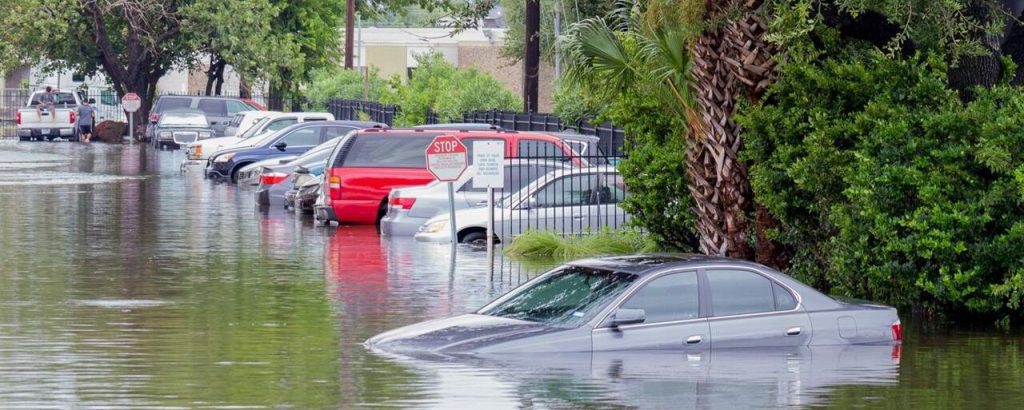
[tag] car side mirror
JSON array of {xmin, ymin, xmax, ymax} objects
[
  {"xmin": 295, "ymin": 166, "xmax": 310, "ymax": 174},
  {"xmin": 274, "ymin": 141, "xmax": 287, "ymax": 151},
  {"xmin": 611, "ymin": 308, "xmax": 646, "ymax": 327}
]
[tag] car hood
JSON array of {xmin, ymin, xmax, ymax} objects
[
  {"xmin": 208, "ymin": 145, "xmax": 254, "ymax": 159},
  {"xmin": 366, "ymin": 314, "xmax": 569, "ymax": 355},
  {"xmin": 423, "ymin": 206, "xmax": 492, "ymax": 230},
  {"xmin": 193, "ymin": 136, "xmax": 239, "ymax": 147},
  {"xmin": 158, "ymin": 125, "xmax": 214, "ymax": 132}
]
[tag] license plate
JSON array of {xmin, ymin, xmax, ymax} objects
[{"xmin": 40, "ymin": 129, "xmax": 50, "ymax": 134}]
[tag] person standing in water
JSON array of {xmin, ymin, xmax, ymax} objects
[{"xmin": 77, "ymin": 98, "xmax": 96, "ymax": 142}]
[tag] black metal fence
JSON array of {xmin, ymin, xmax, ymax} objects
[
  {"xmin": 441, "ymin": 109, "xmax": 627, "ymax": 156},
  {"xmin": 327, "ymin": 99, "xmax": 400, "ymax": 125},
  {"xmin": 482, "ymin": 153, "xmax": 630, "ymax": 241}
]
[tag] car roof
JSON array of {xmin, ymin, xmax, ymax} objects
[
  {"xmin": 568, "ymin": 254, "xmax": 750, "ymax": 276},
  {"xmin": 157, "ymin": 95, "xmax": 247, "ymax": 102},
  {"xmin": 356, "ymin": 128, "xmax": 566, "ymax": 142},
  {"xmin": 411, "ymin": 123, "xmax": 502, "ymax": 131},
  {"xmin": 161, "ymin": 108, "xmax": 206, "ymax": 116},
  {"xmin": 550, "ymin": 132, "xmax": 600, "ymax": 143}
]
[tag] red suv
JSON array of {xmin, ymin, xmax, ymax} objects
[{"xmin": 315, "ymin": 129, "xmax": 580, "ymax": 226}]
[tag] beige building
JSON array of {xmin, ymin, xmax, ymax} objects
[{"xmin": 352, "ymin": 27, "xmax": 555, "ymax": 112}]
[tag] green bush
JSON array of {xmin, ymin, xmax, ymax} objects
[
  {"xmin": 381, "ymin": 53, "xmax": 520, "ymax": 126},
  {"xmin": 304, "ymin": 67, "xmax": 385, "ymax": 111},
  {"xmin": 505, "ymin": 229, "xmax": 659, "ymax": 260},
  {"xmin": 738, "ymin": 51, "xmax": 1024, "ymax": 321}
]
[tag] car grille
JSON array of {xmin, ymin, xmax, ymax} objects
[{"xmin": 173, "ymin": 132, "xmax": 198, "ymax": 144}]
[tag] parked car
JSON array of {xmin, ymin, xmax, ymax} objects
[
  {"xmin": 411, "ymin": 123, "xmax": 502, "ymax": 131},
  {"xmin": 207, "ymin": 120, "xmax": 384, "ymax": 183},
  {"xmin": 255, "ymin": 134, "xmax": 352, "ymax": 206},
  {"xmin": 16, "ymin": 89, "xmax": 79, "ymax": 141},
  {"xmin": 550, "ymin": 132, "xmax": 612, "ymax": 164},
  {"xmin": 147, "ymin": 95, "xmax": 261, "ymax": 139},
  {"xmin": 315, "ymin": 129, "xmax": 583, "ymax": 226},
  {"xmin": 284, "ymin": 169, "xmax": 323, "ymax": 214},
  {"xmin": 151, "ymin": 109, "xmax": 215, "ymax": 150},
  {"xmin": 366, "ymin": 254, "xmax": 903, "ymax": 354},
  {"xmin": 182, "ymin": 112, "xmax": 334, "ymax": 167},
  {"xmin": 235, "ymin": 155, "xmax": 299, "ymax": 186},
  {"xmin": 414, "ymin": 166, "xmax": 629, "ymax": 244},
  {"xmin": 381, "ymin": 159, "xmax": 574, "ymax": 236},
  {"xmin": 223, "ymin": 110, "xmax": 275, "ymax": 137}
]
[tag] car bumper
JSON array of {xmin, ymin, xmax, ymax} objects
[
  {"xmin": 207, "ymin": 161, "xmax": 231, "ymax": 179},
  {"xmin": 380, "ymin": 212, "xmax": 428, "ymax": 237},
  {"xmin": 314, "ymin": 204, "xmax": 337, "ymax": 224},
  {"xmin": 414, "ymin": 229, "xmax": 454, "ymax": 243},
  {"xmin": 18, "ymin": 127, "xmax": 74, "ymax": 137}
]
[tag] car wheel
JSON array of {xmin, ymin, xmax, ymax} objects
[{"xmin": 460, "ymin": 231, "xmax": 489, "ymax": 246}]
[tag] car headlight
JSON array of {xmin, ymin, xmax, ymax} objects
[
  {"xmin": 198, "ymin": 132, "xmax": 211, "ymax": 139},
  {"xmin": 213, "ymin": 153, "xmax": 235, "ymax": 163},
  {"xmin": 193, "ymin": 145, "xmax": 202, "ymax": 157},
  {"xmin": 158, "ymin": 131, "xmax": 172, "ymax": 139},
  {"xmin": 420, "ymin": 219, "xmax": 449, "ymax": 234}
]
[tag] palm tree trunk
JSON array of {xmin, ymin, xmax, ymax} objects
[{"xmin": 688, "ymin": 2, "xmax": 776, "ymax": 261}]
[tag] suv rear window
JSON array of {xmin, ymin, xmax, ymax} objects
[
  {"xmin": 197, "ymin": 99, "xmax": 228, "ymax": 117},
  {"xmin": 338, "ymin": 135, "xmax": 432, "ymax": 168},
  {"xmin": 156, "ymin": 97, "xmax": 191, "ymax": 112}
]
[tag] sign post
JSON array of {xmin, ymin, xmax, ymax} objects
[
  {"xmin": 472, "ymin": 141, "xmax": 505, "ymax": 264},
  {"xmin": 425, "ymin": 135, "xmax": 468, "ymax": 244},
  {"xmin": 121, "ymin": 93, "xmax": 141, "ymax": 143}
]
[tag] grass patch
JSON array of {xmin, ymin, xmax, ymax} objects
[{"xmin": 504, "ymin": 229, "xmax": 660, "ymax": 260}]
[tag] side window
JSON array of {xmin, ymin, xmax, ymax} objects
[
  {"xmin": 157, "ymin": 97, "xmax": 191, "ymax": 112},
  {"xmin": 267, "ymin": 118, "xmax": 298, "ymax": 132},
  {"xmin": 619, "ymin": 272, "xmax": 700, "ymax": 324},
  {"xmin": 532, "ymin": 173, "xmax": 599, "ymax": 207},
  {"xmin": 773, "ymin": 282, "xmax": 797, "ymax": 311},
  {"xmin": 277, "ymin": 128, "xmax": 320, "ymax": 146},
  {"xmin": 598, "ymin": 173, "xmax": 629, "ymax": 204},
  {"xmin": 505, "ymin": 164, "xmax": 555, "ymax": 193},
  {"xmin": 197, "ymin": 99, "xmax": 228, "ymax": 117},
  {"xmin": 339, "ymin": 135, "xmax": 432, "ymax": 167},
  {"xmin": 707, "ymin": 270, "xmax": 776, "ymax": 316},
  {"xmin": 519, "ymin": 139, "xmax": 569, "ymax": 159},
  {"xmin": 226, "ymin": 100, "xmax": 251, "ymax": 116},
  {"xmin": 322, "ymin": 126, "xmax": 354, "ymax": 140}
]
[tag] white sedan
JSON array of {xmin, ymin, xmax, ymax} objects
[{"xmin": 414, "ymin": 166, "xmax": 630, "ymax": 245}]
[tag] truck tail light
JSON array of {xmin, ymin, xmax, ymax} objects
[
  {"xmin": 328, "ymin": 175, "xmax": 342, "ymax": 201},
  {"xmin": 891, "ymin": 320, "xmax": 903, "ymax": 342},
  {"xmin": 70, "ymin": 111, "xmax": 75, "ymax": 124},
  {"xmin": 389, "ymin": 196, "xmax": 416, "ymax": 210},
  {"xmin": 260, "ymin": 172, "xmax": 289, "ymax": 185},
  {"xmin": 16, "ymin": 111, "xmax": 20, "ymax": 125}
]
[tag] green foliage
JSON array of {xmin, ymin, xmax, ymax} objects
[
  {"xmin": 499, "ymin": 0, "xmax": 613, "ymax": 63},
  {"xmin": 304, "ymin": 68, "xmax": 386, "ymax": 111},
  {"xmin": 380, "ymin": 53, "xmax": 520, "ymax": 126},
  {"xmin": 738, "ymin": 50, "xmax": 1024, "ymax": 320},
  {"xmin": 505, "ymin": 229, "xmax": 659, "ymax": 260}
]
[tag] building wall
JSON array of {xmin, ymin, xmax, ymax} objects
[
  {"xmin": 365, "ymin": 46, "xmax": 408, "ymax": 81},
  {"xmin": 457, "ymin": 46, "xmax": 555, "ymax": 113}
]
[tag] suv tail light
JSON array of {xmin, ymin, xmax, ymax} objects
[
  {"xmin": 69, "ymin": 111, "xmax": 75, "ymax": 124},
  {"xmin": 16, "ymin": 111, "xmax": 21, "ymax": 125},
  {"xmin": 260, "ymin": 172, "xmax": 289, "ymax": 185},
  {"xmin": 389, "ymin": 196, "xmax": 416, "ymax": 210},
  {"xmin": 328, "ymin": 175, "xmax": 342, "ymax": 200},
  {"xmin": 150, "ymin": 113, "xmax": 160, "ymax": 123},
  {"xmin": 891, "ymin": 320, "xmax": 903, "ymax": 341}
]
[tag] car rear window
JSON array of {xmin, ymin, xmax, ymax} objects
[
  {"xmin": 156, "ymin": 97, "xmax": 191, "ymax": 112},
  {"xmin": 336, "ymin": 135, "xmax": 432, "ymax": 168},
  {"xmin": 197, "ymin": 99, "xmax": 228, "ymax": 117}
]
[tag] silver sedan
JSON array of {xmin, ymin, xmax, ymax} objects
[{"xmin": 366, "ymin": 255, "xmax": 902, "ymax": 354}]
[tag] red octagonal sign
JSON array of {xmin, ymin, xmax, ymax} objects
[{"xmin": 425, "ymin": 135, "xmax": 468, "ymax": 181}]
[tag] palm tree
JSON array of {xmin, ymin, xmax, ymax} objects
[{"xmin": 562, "ymin": 0, "xmax": 778, "ymax": 261}]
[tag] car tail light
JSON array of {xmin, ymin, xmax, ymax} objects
[
  {"xmin": 15, "ymin": 111, "xmax": 20, "ymax": 125},
  {"xmin": 260, "ymin": 172, "xmax": 289, "ymax": 185},
  {"xmin": 891, "ymin": 320, "xmax": 903, "ymax": 341},
  {"xmin": 150, "ymin": 113, "xmax": 160, "ymax": 123},
  {"xmin": 69, "ymin": 111, "xmax": 75, "ymax": 124},
  {"xmin": 328, "ymin": 175, "xmax": 342, "ymax": 200},
  {"xmin": 389, "ymin": 196, "xmax": 416, "ymax": 210}
]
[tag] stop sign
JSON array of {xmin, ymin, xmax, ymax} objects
[
  {"xmin": 425, "ymin": 135, "xmax": 468, "ymax": 181},
  {"xmin": 121, "ymin": 93, "xmax": 141, "ymax": 113}
]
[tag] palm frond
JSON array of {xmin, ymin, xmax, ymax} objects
[{"xmin": 560, "ymin": 17, "xmax": 637, "ymax": 91}]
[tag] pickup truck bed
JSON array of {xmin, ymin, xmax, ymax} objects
[{"xmin": 17, "ymin": 90, "xmax": 79, "ymax": 141}]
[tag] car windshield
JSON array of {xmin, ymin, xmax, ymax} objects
[
  {"xmin": 479, "ymin": 266, "xmax": 637, "ymax": 327},
  {"xmin": 159, "ymin": 113, "xmax": 207, "ymax": 126},
  {"xmin": 239, "ymin": 117, "xmax": 272, "ymax": 139}
]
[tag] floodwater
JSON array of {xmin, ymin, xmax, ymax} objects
[{"xmin": 0, "ymin": 142, "xmax": 1022, "ymax": 409}]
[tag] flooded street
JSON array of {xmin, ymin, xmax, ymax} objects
[{"xmin": 1, "ymin": 142, "xmax": 1023, "ymax": 408}]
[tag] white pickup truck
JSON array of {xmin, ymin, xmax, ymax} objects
[{"xmin": 16, "ymin": 90, "xmax": 80, "ymax": 141}]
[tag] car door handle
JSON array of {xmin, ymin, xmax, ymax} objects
[
  {"xmin": 474, "ymin": 200, "xmax": 487, "ymax": 207},
  {"xmin": 786, "ymin": 327, "xmax": 802, "ymax": 336},
  {"xmin": 686, "ymin": 335, "xmax": 702, "ymax": 344}
]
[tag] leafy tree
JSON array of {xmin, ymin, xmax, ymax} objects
[
  {"xmin": 304, "ymin": 67, "xmax": 386, "ymax": 111},
  {"xmin": 500, "ymin": 0, "xmax": 613, "ymax": 62}
]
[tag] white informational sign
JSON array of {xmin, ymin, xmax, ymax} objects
[
  {"xmin": 121, "ymin": 93, "xmax": 141, "ymax": 113},
  {"xmin": 425, "ymin": 135, "xmax": 468, "ymax": 182},
  {"xmin": 472, "ymin": 140, "xmax": 505, "ymax": 189}
]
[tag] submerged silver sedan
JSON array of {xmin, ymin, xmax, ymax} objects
[{"xmin": 367, "ymin": 255, "xmax": 902, "ymax": 355}]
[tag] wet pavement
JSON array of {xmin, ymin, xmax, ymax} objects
[{"xmin": 1, "ymin": 141, "xmax": 1023, "ymax": 408}]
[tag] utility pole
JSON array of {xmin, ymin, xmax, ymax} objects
[
  {"xmin": 344, "ymin": 0, "xmax": 355, "ymax": 69},
  {"xmin": 524, "ymin": 0, "xmax": 540, "ymax": 112}
]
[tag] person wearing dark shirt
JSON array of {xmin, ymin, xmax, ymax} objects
[
  {"xmin": 37, "ymin": 86, "xmax": 56, "ymax": 122},
  {"xmin": 77, "ymin": 98, "xmax": 96, "ymax": 142}
]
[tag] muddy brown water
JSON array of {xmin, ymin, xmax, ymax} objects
[{"xmin": 0, "ymin": 142, "xmax": 1022, "ymax": 408}]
